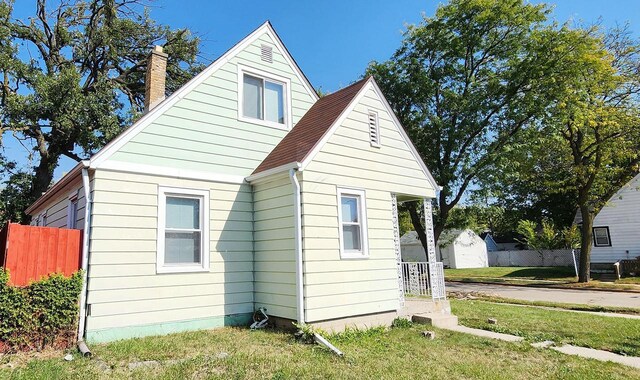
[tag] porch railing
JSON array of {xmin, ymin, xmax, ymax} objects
[{"xmin": 401, "ymin": 262, "xmax": 446, "ymax": 300}]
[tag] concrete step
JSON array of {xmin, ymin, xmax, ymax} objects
[{"xmin": 412, "ymin": 313, "xmax": 459, "ymax": 328}]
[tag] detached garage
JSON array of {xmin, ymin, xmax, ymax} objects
[{"xmin": 401, "ymin": 229, "xmax": 488, "ymax": 269}]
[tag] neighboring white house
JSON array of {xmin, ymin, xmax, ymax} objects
[
  {"xmin": 401, "ymin": 229, "xmax": 488, "ymax": 269},
  {"xmin": 586, "ymin": 172, "xmax": 640, "ymax": 263},
  {"xmin": 25, "ymin": 22, "xmax": 444, "ymax": 343}
]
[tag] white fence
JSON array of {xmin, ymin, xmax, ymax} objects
[
  {"xmin": 401, "ymin": 262, "xmax": 446, "ymax": 299},
  {"xmin": 488, "ymin": 249, "xmax": 576, "ymax": 267}
]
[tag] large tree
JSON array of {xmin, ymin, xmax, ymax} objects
[
  {"xmin": 0, "ymin": 0, "xmax": 203, "ymax": 224},
  {"xmin": 366, "ymin": 0, "xmax": 567, "ymax": 245},
  {"xmin": 545, "ymin": 26, "xmax": 640, "ymax": 282}
]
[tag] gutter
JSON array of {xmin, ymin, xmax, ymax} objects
[
  {"xmin": 289, "ymin": 168, "xmax": 305, "ymax": 324},
  {"xmin": 77, "ymin": 163, "xmax": 93, "ymax": 357},
  {"xmin": 247, "ymin": 162, "xmax": 301, "ymax": 183}
]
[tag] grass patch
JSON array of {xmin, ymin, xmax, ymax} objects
[
  {"xmin": 445, "ymin": 267, "xmax": 640, "ymax": 291},
  {"xmin": 455, "ymin": 293, "xmax": 640, "ymax": 315},
  {"xmin": 1, "ymin": 325, "xmax": 638, "ymax": 379},
  {"xmin": 446, "ymin": 267, "xmax": 576, "ymax": 281},
  {"xmin": 451, "ymin": 299, "xmax": 640, "ymax": 356}
]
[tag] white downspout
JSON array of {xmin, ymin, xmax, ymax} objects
[
  {"xmin": 77, "ymin": 166, "xmax": 93, "ymax": 356},
  {"xmin": 289, "ymin": 168, "xmax": 304, "ymax": 324}
]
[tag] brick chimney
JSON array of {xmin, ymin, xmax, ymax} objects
[{"xmin": 144, "ymin": 45, "xmax": 168, "ymax": 112}]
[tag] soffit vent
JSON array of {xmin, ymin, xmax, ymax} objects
[
  {"xmin": 261, "ymin": 45, "xmax": 273, "ymax": 63},
  {"xmin": 369, "ymin": 111, "xmax": 381, "ymax": 147}
]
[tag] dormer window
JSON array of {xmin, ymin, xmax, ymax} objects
[{"xmin": 239, "ymin": 66, "xmax": 290, "ymax": 130}]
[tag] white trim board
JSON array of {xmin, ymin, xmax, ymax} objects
[{"xmin": 90, "ymin": 21, "xmax": 318, "ymax": 169}]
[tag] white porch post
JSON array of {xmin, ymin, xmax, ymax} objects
[
  {"xmin": 391, "ymin": 194, "xmax": 405, "ymax": 307},
  {"xmin": 424, "ymin": 199, "xmax": 446, "ymax": 300}
]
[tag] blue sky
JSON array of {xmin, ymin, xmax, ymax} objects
[{"xmin": 5, "ymin": 0, "xmax": 640, "ymax": 179}]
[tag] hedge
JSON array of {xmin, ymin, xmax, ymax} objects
[{"xmin": 0, "ymin": 269, "xmax": 83, "ymax": 352}]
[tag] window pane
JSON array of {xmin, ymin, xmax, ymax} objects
[
  {"xmin": 165, "ymin": 231, "xmax": 201, "ymax": 264},
  {"xmin": 166, "ymin": 197, "xmax": 200, "ymax": 229},
  {"xmin": 243, "ymin": 75, "xmax": 263, "ymax": 119},
  {"xmin": 341, "ymin": 196, "xmax": 359, "ymax": 223},
  {"xmin": 265, "ymin": 81, "xmax": 284, "ymax": 124},
  {"xmin": 343, "ymin": 225, "xmax": 361, "ymax": 251}
]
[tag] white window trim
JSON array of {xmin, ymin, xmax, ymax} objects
[
  {"xmin": 157, "ymin": 186, "xmax": 210, "ymax": 274},
  {"xmin": 593, "ymin": 226, "xmax": 611, "ymax": 247},
  {"xmin": 237, "ymin": 64, "xmax": 292, "ymax": 131},
  {"xmin": 368, "ymin": 109, "xmax": 381, "ymax": 148},
  {"xmin": 336, "ymin": 187, "xmax": 369, "ymax": 259},
  {"xmin": 66, "ymin": 191, "xmax": 79, "ymax": 229}
]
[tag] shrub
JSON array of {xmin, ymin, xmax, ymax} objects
[{"xmin": 0, "ymin": 269, "xmax": 83, "ymax": 352}]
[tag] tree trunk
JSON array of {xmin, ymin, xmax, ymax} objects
[
  {"xmin": 27, "ymin": 153, "xmax": 58, "ymax": 208},
  {"xmin": 578, "ymin": 203, "xmax": 593, "ymax": 283},
  {"xmin": 407, "ymin": 202, "xmax": 428, "ymax": 256}
]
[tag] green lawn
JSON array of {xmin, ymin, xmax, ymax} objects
[
  {"xmin": 445, "ymin": 267, "xmax": 576, "ymax": 281},
  {"xmin": 445, "ymin": 266, "xmax": 640, "ymax": 291},
  {"xmin": 1, "ymin": 324, "xmax": 638, "ymax": 379},
  {"xmin": 451, "ymin": 299, "xmax": 640, "ymax": 356}
]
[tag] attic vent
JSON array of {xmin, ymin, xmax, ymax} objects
[
  {"xmin": 368, "ymin": 111, "xmax": 380, "ymax": 147},
  {"xmin": 261, "ymin": 45, "xmax": 273, "ymax": 63}
]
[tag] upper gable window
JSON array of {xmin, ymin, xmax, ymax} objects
[{"xmin": 238, "ymin": 66, "xmax": 290, "ymax": 130}]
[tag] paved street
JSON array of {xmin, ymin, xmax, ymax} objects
[{"xmin": 446, "ymin": 282, "xmax": 640, "ymax": 309}]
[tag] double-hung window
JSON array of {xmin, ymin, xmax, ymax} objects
[
  {"xmin": 337, "ymin": 188, "xmax": 369, "ymax": 259},
  {"xmin": 593, "ymin": 227, "xmax": 611, "ymax": 247},
  {"xmin": 157, "ymin": 187, "xmax": 210, "ymax": 273},
  {"xmin": 239, "ymin": 67, "xmax": 290, "ymax": 129}
]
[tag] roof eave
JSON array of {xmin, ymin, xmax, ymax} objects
[
  {"xmin": 25, "ymin": 160, "xmax": 90, "ymax": 215},
  {"xmin": 245, "ymin": 162, "xmax": 301, "ymax": 183}
]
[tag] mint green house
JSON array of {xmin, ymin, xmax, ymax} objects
[{"xmin": 26, "ymin": 22, "xmax": 448, "ymax": 343}]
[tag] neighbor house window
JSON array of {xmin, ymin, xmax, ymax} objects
[
  {"xmin": 593, "ymin": 227, "xmax": 611, "ymax": 247},
  {"xmin": 238, "ymin": 66, "xmax": 290, "ymax": 129},
  {"xmin": 66, "ymin": 193, "xmax": 78, "ymax": 229},
  {"xmin": 337, "ymin": 188, "xmax": 369, "ymax": 259},
  {"xmin": 157, "ymin": 187, "xmax": 210, "ymax": 273}
]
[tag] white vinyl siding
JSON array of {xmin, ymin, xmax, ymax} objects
[
  {"xmin": 253, "ymin": 175, "xmax": 296, "ymax": 320},
  {"xmin": 591, "ymin": 174, "xmax": 640, "ymax": 263},
  {"xmin": 85, "ymin": 170, "xmax": 254, "ymax": 333},
  {"xmin": 300, "ymin": 86, "xmax": 436, "ymax": 323},
  {"xmin": 29, "ymin": 181, "xmax": 86, "ymax": 229},
  {"xmin": 105, "ymin": 32, "xmax": 314, "ymax": 177}
]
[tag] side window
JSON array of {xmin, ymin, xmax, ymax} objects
[
  {"xmin": 593, "ymin": 227, "xmax": 611, "ymax": 247},
  {"xmin": 67, "ymin": 194, "xmax": 78, "ymax": 229},
  {"xmin": 337, "ymin": 188, "xmax": 369, "ymax": 259},
  {"xmin": 157, "ymin": 187, "xmax": 210, "ymax": 273}
]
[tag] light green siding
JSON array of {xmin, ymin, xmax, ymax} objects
[
  {"xmin": 300, "ymin": 86, "xmax": 436, "ymax": 322},
  {"xmin": 253, "ymin": 174, "xmax": 296, "ymax": 320},
  {"xmin": 85, "ymin": 170, "xmax": 255, "ymax": 335},
  {"xmin": 106, "ymin": 32, "xmax": 316, "ymax": 177}
]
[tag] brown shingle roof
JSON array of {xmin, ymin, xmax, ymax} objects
[{"xmin": 252, "ymin": 77, "xmax": 370, "ymax": 174}]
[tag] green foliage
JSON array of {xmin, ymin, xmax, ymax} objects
[
  {"xmin": 391, "ymin": 317, "xmax": 412, "ymax": 329},
  {"xmin": 515, "ymin": 219, "xmax": 582, "ymax": 249},
  {"xmin": 367, "ymin": 0, "xmax": 564, "ymax": 240},
  {"xmin": 0, "ymin": 269, "xmax": 83, "ymax": 352},
  {"xmin": 0, "ymin": 0, "xmax": 203, "ymax": 224}
]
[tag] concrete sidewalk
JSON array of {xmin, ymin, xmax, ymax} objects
[{"xmin": 447, "ymin": 282, "xmax": 640, "ymax": 308}]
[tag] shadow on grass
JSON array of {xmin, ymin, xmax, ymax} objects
[{"xmin": 501, "ymin": 267, "xmax": 575, "ymax": 280}]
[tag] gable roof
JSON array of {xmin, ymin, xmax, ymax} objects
[
  {"xmin": 89, "ymin": 21, "xmax": 318, "ymax": 169},
  {"xmin": 252, "ymin": 78, "xmax": 368, "ymax": 175},
  {"xmin": 250, "ymin": 77, "xmax": 439, "ymax": 190}
]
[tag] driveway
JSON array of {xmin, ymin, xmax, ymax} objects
[{"xmin": 446, "ymin": 282, "xmax": 640, "ymax": 309}]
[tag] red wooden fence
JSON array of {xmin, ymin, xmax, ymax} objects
[{"xmin": 0, "ymin": 223, "xmax": 82, "ymax": 286}]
